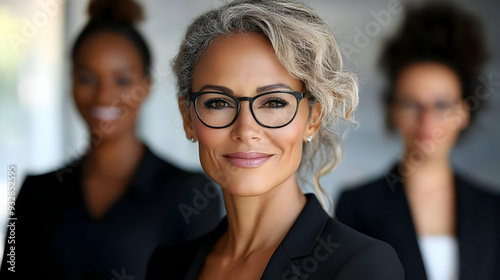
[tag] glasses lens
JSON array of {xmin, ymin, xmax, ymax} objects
[
  {"xmin": 253, "ymin": 92, "xmax": 298, "ymax": 127},
  {"xmin": 195, "ymin": 93, "xmax": 238, "ymax": 127}
]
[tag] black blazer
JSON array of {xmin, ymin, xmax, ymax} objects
[
  {"xmin": 1, "ymin": 146, "xmax": 223, "ymax": 280},
  {"xmin": 147, "ymin": 193, "xmax": 404, "ymax": 279},
  {"xmin": 336, "ymin": 165, "xmax": 500, "ymax": 280}
]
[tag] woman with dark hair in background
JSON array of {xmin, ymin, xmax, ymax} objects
[
  {"xmin": 336, "ymin": 2, "xmax": 500, "ymax": 280},
  {"xmin": 0, "ymin": 0, "xmax": 222, "ymax": 279},
  {"xmin": 147, "ymin": 0, "xmax": 404, "ymax": 279}
]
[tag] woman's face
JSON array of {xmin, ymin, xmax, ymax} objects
[
  {"xmin": 181, "ymin": 33, "xmax": 321, "ymax": 197},
  {"xmin": 391, "ymin": 62, "xmax": 469, "ymax": 160},
  {"xmin": 72, "ymin": 32, "xmax": 149, "ymax": 140}
]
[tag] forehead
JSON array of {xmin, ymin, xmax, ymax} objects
[
  {"xmin": 74, "ymin": 32, "xmax": 143, "ymax": 70},
  {"xmin": 394, "ymin": 62, "xmax": 462, "ymax": 101},
  {"xmin": 192, "ymin": 33, "xmax": 303, "ymax": 93}
]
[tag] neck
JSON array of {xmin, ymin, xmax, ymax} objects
[
  {"xmin": 220, "ymin": 179, "xmax": 306, "ymax": 260},
  {"xmin": 401, "ymin": 150, "xmax": 454, "ymax": 190},
  {"xmin": 83, "ymin": 133, "xmax": 145, "ymax": 178}
]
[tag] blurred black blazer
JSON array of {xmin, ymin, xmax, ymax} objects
[
  {"xmin": 336, "ymin": 164, "xmax": 500, "ymax": 280},
  {"xmin": 0, "ymin": 145, "xmax": 223, "ymax": 280},
  {"xmin": 147, "ymin": 193, "xmax": 404, "ymax": 280}
]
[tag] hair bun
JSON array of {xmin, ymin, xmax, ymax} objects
[
  {"xmin": 88, "ymin": 0, "xmax": 144, "ymax": 25},
  {"xmin": 380, "ymin": 2, "xmax": 488, "ymax": 78}
]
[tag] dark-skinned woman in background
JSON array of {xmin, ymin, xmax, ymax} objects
[
  {"xmin": 0, "ymin": 1, "xmax": 222, "ymax": 279},
  {"xmin": 336, "ymin": 3, "xmax": 500, "ymax": 280}
]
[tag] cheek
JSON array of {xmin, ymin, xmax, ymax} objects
[
  {"xmin": 193, "ymin": 116, "xmax": 223, "ymax": 147},
  {"xmin": 115, "ymin": 83, "xmax": 148, "ymax": 121},
  {"xmin": 193, "ymin": 119, "xmax": 226, "ymax": 177},
  {"xmin": 122, "ymin": 80, "xmax": 148, "ymax": 106},
  {"xmin": 73, "ymin": 83, "xmax": 91, "ymax": 106},
  {"xmin": 72, "ymin": 85, "xmax": 93, "ymax": 122},
  {"xmin": 272, "ymin": 116, "xmax": 307, "ymax": 166},
  {"xmin": 395, "ymin": 121, "xmax": 416, "ymax": 139},
  {"xmin": 436, "ymin": 121, "xmax": 462, "ymax": 144}
]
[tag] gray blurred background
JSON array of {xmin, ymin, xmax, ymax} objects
[{"xmin": 1, "ymin": 0, "xmax": 499, "ymax": 254}]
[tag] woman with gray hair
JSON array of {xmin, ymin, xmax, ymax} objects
[{"xmin": 147, "ymin": 0, "xmax": 404, "ymax": 279}]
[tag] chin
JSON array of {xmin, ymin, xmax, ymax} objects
[
  {"xmin": 405, "ymin": 142, "xmax": 451, "ymax": 163},
  {"xmin": 222, "ymin": 186, "xmax": 276, "ymax": 198},
  {"xmin": 210, "ymin": 172, "xmax": 276, "ymax": 197}
]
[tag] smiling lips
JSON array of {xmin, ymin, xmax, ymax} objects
[
  {"xmin": 90, "ymin": 106, "xmax": 122, "ymax": 121},
  {"xmin": 223, "ymin": 152, "xmax": 273, "ymax": 168}
]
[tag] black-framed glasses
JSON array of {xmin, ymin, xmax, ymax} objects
[
  {"xmin": 189, "ymin": 91, "xmax": 304, "ymax": 129},
  {"xmin": 393, "ymin": 99, "xmax": 462, "ymax": 121}
]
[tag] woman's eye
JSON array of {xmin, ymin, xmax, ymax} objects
[
  {"xmin": 264, "ymin": 98, "xmax": 288, "ymax": 109},
  {"xmin": 117, "ymin": 77, "xmax": 132, "ymax": 86},
  {"xmin": 204, "ymin": 99, "xmax": 232, "ymax": 110},
  {"xmin": 77, "ymin": 75, "xmax": 96, "ymax": 85},
  {"xmin": 400, "ymin": 101, "xmax": 420, "ymax": 110},
  {"xmin": 435, "ymin": 101, "xmax": 453, "ymax": 110}
]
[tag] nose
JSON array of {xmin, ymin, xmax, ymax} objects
[
  {"xmin": 416, "ymin": 107, "xmax": 438, "ymax": 138},
  {"xmin": 230, "ymin": 101, "xmax": 262, "ymax": 142},
  {"xmin": 93, "ymin": 81, "xmax": 117, "ymax": 105}
]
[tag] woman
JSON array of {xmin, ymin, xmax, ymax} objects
[
  {"xmin": 0, "ymin": 0, "xmax": 222, "ymax": 279},
  {"xmin": 147, "ymin": 1, "xmax": 404, "ymax": 279},
  {"xmin": 336, "ymin": 3, "xmax": 500, "ymax": 280}
]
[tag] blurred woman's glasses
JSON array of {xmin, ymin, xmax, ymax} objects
[
  {"xmin": 189, "ymin": 91, "xmax": 304, "ymax": 129},
  {"xmin": 393, "ymin": 99, "xmax": 462, "ymax": 121}
]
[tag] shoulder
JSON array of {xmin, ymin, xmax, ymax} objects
[
  {"xmin": 456, "ymin": 174, "xmax": 500, "ymax": 220},
  {"xmin": 338, "ymin": 175, "xmax": 394, "ymax": 202},
  {"xmin": 338, "ymin": 164, "xmax": 403, "ymax": 202},
  {"xmin": 282, "ymin": 195, "xmax": 404, "ymax": 279},
  {"xmin": 335, "ymin": 175, "xmax": 394, "ymax": 221},
  {"xmin": 18, "ymin": 162, "xmax": 81, "ymax": 199},
  {"xmin": 324, "ymin": 218, "xmax": 404, "ymax": 279},
  {"xmin": 457, "ymin": 173, "xmax": 500, "ymax": 201},
  {"xmin": 10, "ymin": 164, "xmax": 82, "ymax": 235}
]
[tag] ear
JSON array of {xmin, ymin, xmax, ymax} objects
[
  {"xmin": 178, "ymin": 97, "xmax": 197, "ymax": 141},
  {"xmin": 304, "ymin": 102, "xmax": 322, "ymax": 142},
  {"xmin": 458, "ymin": 100, "xmax": 470, "ymax": 130}
]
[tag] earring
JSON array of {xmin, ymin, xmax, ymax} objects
[
  {"xmin": 188, "ymin": 137, "xmax": 195, "ymax": 142},
  {"xmin": 307, "ymin": 135, "xmax": 313, "ymax": 143}
]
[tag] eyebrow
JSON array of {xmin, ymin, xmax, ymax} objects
[
  {"xmin": 197, "ymin": 83, "xmax": 293, "ymax": 94},
  {"xmin": 73, "ymin": 65, "xmax": 136, "ymax": 73},
  {"xmin": 198, "ymin": 85, "xmax": 234, "ymax": 94},
  {"xmin": 256, "ymin": 83, "xmax": 293, "ymax": 93}
]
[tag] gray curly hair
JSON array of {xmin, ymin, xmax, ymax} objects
[{"xmin": 173, "ymin": 0, "xmax": 358, "ymax": 213}]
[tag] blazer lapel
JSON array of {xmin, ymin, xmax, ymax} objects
[
  {"xmin": 387, "ymin": 167, "xmax": 500, "ymax": 280},
  {"xmin": 260, "ymin": 245, "xmax": 297, "ymax": 280},
  {"xmin": 261, "ymin": 194, "xmax": 329, "ymax": 280},
  {"xmin": 377, "ymin": 165, "xmax": 427, "ymax": 280},
  {"xmin": 456, "ymin": 177, "xmax": 499, "ymax": 280},
  {"xmin": 384, "ymin": 181, "xmax": 427, "ymax": 280}
]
